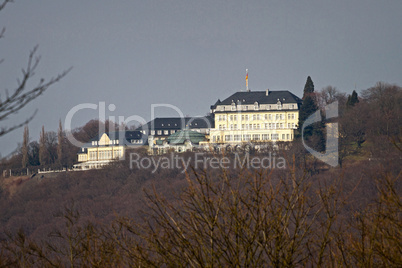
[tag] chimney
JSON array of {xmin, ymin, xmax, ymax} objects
[{"xmin": 266, "ymin": 89, "xmax": 269, "ymax": 96}]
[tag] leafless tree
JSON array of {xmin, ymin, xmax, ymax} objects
[
  {"xmin": 0, "ymin": 0, "xmax": 12, "ymax": 12},
  {"xmin": 0, "ymin": 0, "xmax": 70, "ymax": 137},
  {"xmin": 21, "ymin": 125, "xmax": 29, "ymax": 168},
  {"xmin": 45, "ymin": 130, "xmax": 58, "ymax": 164},
  {"xmin": 361, "ymin": 82, "xmax": 402, "ymax": 138},
  {"xmin": 316, "ymin": 86, "xmax": 346, "ymax": 110},
  {"xmin": 57, "ymin": 119, "xmax": 63, "ymax": 167},
  {"xmin": 39, "ymin": 126, "xmax": 47, "ymax": 165}
]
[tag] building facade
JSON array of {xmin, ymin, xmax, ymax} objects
[
  {"xmin": 74, "ymin": 131, "xmax": 146, "ymax": 170},
  {"xmin": 209, "ymin": 89, "xmax": 302, "ymax": 150},
  {"xmin": 149, "ymin": 130, "xmax": 208, "ymax": 154},
  {"xmin": 137, "ymin": 116, "xmax": 214, "ymax": 139},
  {"xmin": 74, "ymin": 89, "xmax": 302, "ymax": 166}
]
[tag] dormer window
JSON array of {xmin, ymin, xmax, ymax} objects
[
  {"xmin": 277, "ymin": 99, "xmax": 282, "ymax": 110},
  {"xmin": 254, "ymin": 102, "xmax": 259, "ymax": 110}
]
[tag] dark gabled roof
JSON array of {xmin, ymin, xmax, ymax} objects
[
  {"xmin": 77, "ymin": 147, "xmax": 88, "ymax": 154},
  {"xmin": 210, "ymin": 99, "xmax": 221, "ymax": 110},
  {"xmin": 216, "ymin": 90, "xmax": 302, "ymax": 106},
  {"xmin": 107, "ymin": 131, "xmax": 143, "ymax": 141},
  {"xmin": 138, "ymin": 116, "xmax": 214, "ymax": 131},
  {"xmin": 124, "ymin": 131, "xmax": 143, "ymax": 140},
  {"xmin": 89, "ymin": 130, "xmax": 144, "ymax": 143},
  {"xmin": 79, "ymin": 131, "xmax": 148, "ymax": 150},
  {"xmin": 186, "ymin": 116, "xmax": 214, "ymax": 129}
]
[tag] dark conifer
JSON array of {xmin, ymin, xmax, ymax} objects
[
  {"xmin": 297, "ymin": 95, "xmax": 318, "ymax": 137},
  {"xmin": 346, "ymin": 90, "xmax": 359, "ymax": 107},
  {"xmin": 303, "ymin": 76, "xmax": 315, "ymax": 98}
]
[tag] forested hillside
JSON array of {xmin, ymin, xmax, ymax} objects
[
  {"xmin": 0, "ymin": 144, "xmax": 400, "ymax": 266},
  {"xmin": 0, "ymin": 82, "xmax": 401, "ymax": 266}
]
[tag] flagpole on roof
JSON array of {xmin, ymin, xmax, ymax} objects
[{"xmin": 246, "ymin": 69, "xmax": 249, "ymax": 92}]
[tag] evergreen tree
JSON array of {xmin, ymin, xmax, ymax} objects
[
  {"xmin": 346, "ymin": 90, "xmax": 359, "ymax": 107},
  {"xmin": 22, "ymin": 125, "xmax": 29, "ymax": 168},
  {"xmin": 298, "ymin": 76, "xmax": 317, "ymax": 136},
  {"xmin": 303, "ymin": 76, "xmax": 315, "ymax": 98},
  {"xmin": 297, "ymin": 76, "xmax": 325, "ymax": 152},
  {"xmin": 297, "ymin": 95, "xmax": 319, "ymax": 137}
]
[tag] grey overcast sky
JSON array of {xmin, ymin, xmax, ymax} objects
[{"xmin": 1, "ymin": 0, "xmax": 401, "ymax": 157}]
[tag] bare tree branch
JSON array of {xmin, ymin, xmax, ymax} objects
[
  {"xmin": 0, "ymin": 1, "xmax": 70, "ymax": 138},
  {"xmin": 0, "ymin": 0, "xmax": 13, "ymax": 12},
  {"xmin": 0, "ymin": 45, "xmax": 71, "ymax": 136}
]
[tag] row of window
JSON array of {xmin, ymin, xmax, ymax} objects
[
  {"xmin": 217, "ymin": 103, "xmax": 296, "ymax": 112},
  {"xmin": 213, "ymin": 133, "xmax": 292, "ymax": 142},
  {"xmin": 88, "ymin": 150, "xmax": 123, "ymax": 160},
  {"xmin": 158, "ymin": 122, "xmax": 199, "ymax": 127},
  {"xmin": 150, "ymin": 129, "xmax": 176, "ymax": 136},
  {"xmin": 92, "ymin": 139, "xmax": 144, "ymax": 145},
  {"xmin": 147, "ymin": 129, "xmax": 204, "ymax": 136},
  {"xmin": 92, "ymin": 140, "xmax": 119, "ymax": 146},
  {"xmin": 78, "ymin": 154, "xmax": 87, "ymax": 162},
  {"xmin": 217, "ymin": 113, "xmax": 296, "ymax": 122},
  {"xmin": 218, "ymin": 123, "xmax": 296, "ymax": 130}
]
